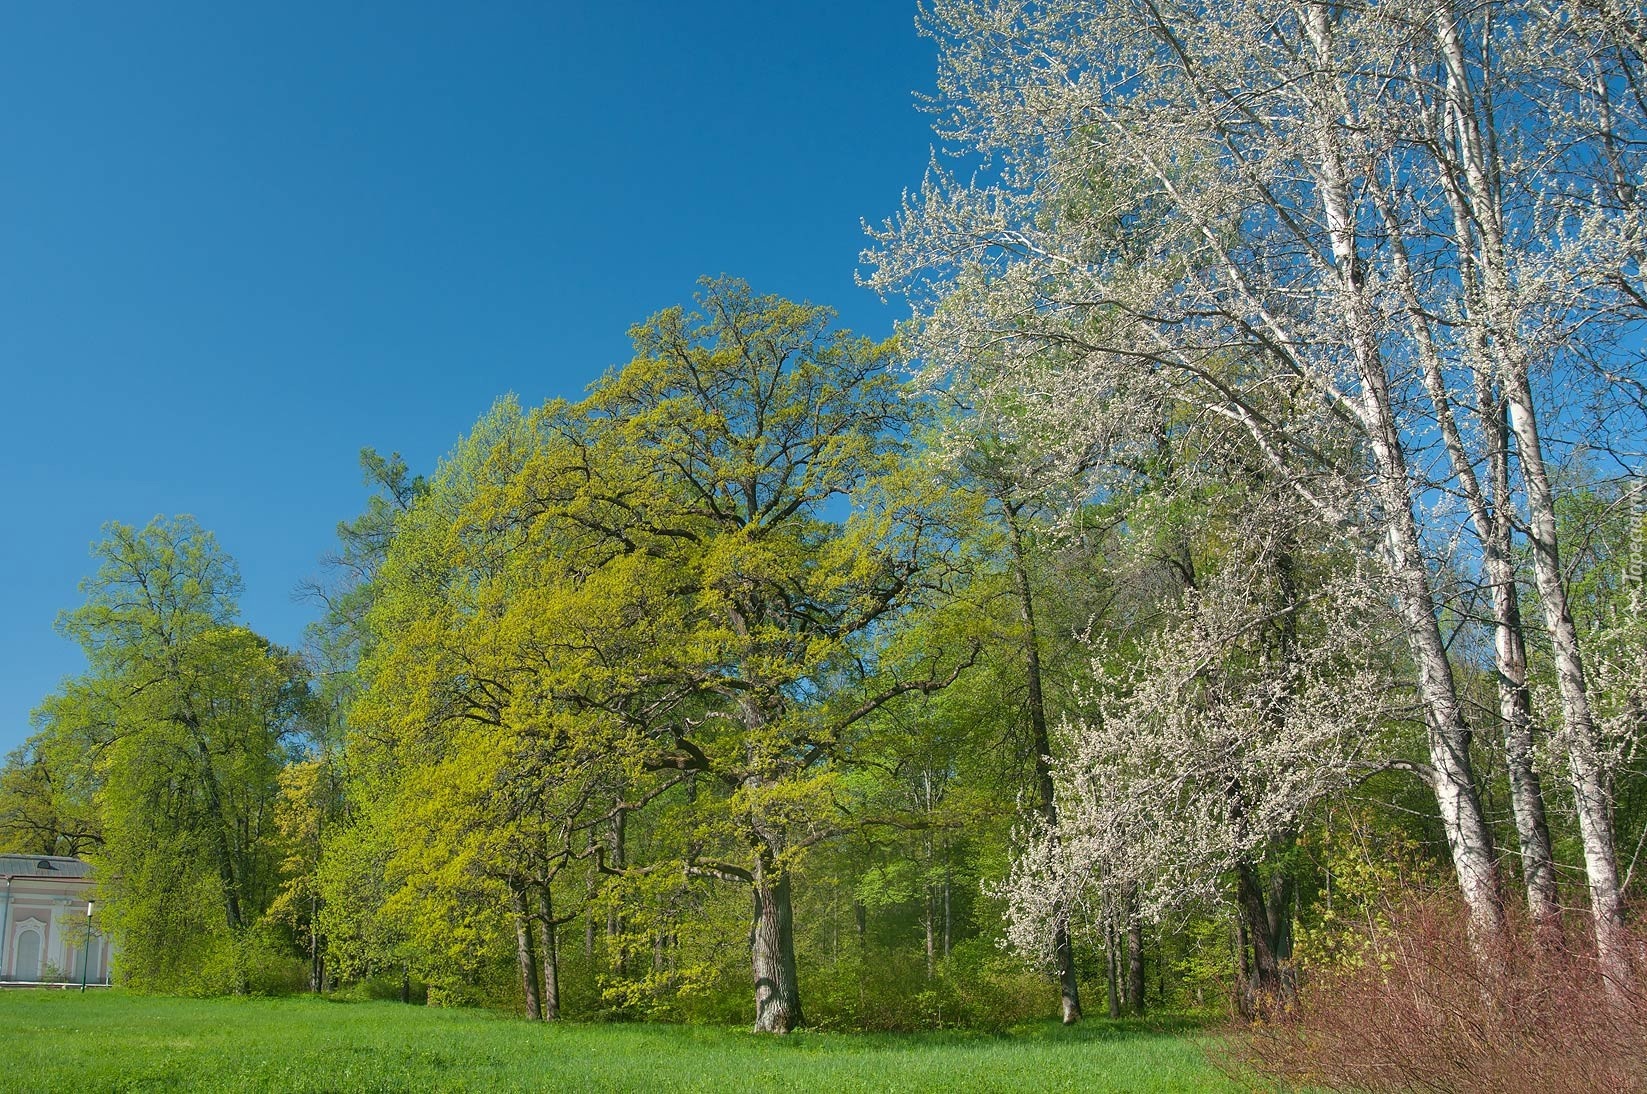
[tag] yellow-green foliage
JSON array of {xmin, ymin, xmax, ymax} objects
[
  {"xmin": 333, "ymin": 279, "xmax": 967, "ymax": 1021},
  {"xmin": 1291, "ymin": 810, "xmax": 1433, "ymax": 974}
]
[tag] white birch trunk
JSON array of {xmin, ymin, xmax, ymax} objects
[
  {"xmin": 1433, "ymin": 1, "xmax": 1628, "ymax": 981},
  {"xmin": 1306, "ymin": 0, "xmax": 1503, "ymax": 939}
]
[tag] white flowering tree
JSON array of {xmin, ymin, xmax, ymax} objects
[{"xmin": 994, "ymin": 471, "xmax": 1396, "ymax": 1008}]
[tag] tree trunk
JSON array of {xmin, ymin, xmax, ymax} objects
[
  {"xmin": 583, "ymin": 835, "xmax": 596, "ymax": 959},
  {"xmin": 1126, "ymin": 914, "xmax": 1145, "ymax": 1016},
  {"xmin": 1505, "ymin": 367, "xmax": 1628, "ymax": 981},
  {"xmin": 923, "ymin": 886, "xmax": 935, "ymax": 980},
  {"xmin": 606, "ymin": 810, "xmax": 627, "ymax": 977},
  {"xmin": 191, "ymin": 732, "xmax": 245, "ymax": 935},
  {"xmin": 1302, "ymin": 8, "xmax": 1504, "ymax": 940},
  {"xmin": 309, "ymin": 892, "xmax": 323, "ymax": 993},
  {"xmin": 943, "ymin": 875, "xmax": 951, "ymax": 960},
  {"xmin": 535, "ymin": 882, "xmax": 559, "ymax": 1021},
  {"xmin": 751, "ymin": 863, "xmax": 803, "ymax": 1034},
  {"xmin": 1267, "ymin": 870, "xmax": 1294, "ymax": 965},
  {"xmin": 1007, "ymin": 503, "xmax": 1083, "ymax": 1024},
  {"xmin": 1105, "ymin": 917, "xmax": 1121, "ymax": 1019},
  {"xmin": 1482, "ymin": 396, "xmax": 1561, "ymax": 936},
  {"xmin": 510, "ymin": 883, "xmax": 541, "ymax": 1021},
  {"xmin": 1377, "ymin": 168, "xmax": 1563, "ymax": 939},
  {"xmin": 1235, "ymin": 861, "xmax": 1293, "ymax": 1017},
  {"xmin": 1055, "ymin": 921, "xmax": 1082, "ymax": 1025},
  {"xmin": 1428, "ymin": 1, "xmax": 1621, "ymax": 977}
]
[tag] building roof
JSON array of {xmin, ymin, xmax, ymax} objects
[{"xmin": 0, "ymin": 855, "xmax": 92, "ymax": 879}]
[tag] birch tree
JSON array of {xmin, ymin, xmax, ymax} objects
[{"xmin": 867, "ymin": 0, "xmax": 1647, "ymax": 970}]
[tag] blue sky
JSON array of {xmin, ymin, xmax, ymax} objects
[{"xmin": 0, "ymin": 2, "xmax": 937, "ymax": 754}]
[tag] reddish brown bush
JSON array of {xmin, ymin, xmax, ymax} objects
[{"xmin": 1228, "ymin": 899, "xmax": 1647, "ymax": 1093}]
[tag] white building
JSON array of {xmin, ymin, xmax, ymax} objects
[{"xmin": 0, "ymin": 855, "xmax": 111, "ymax": 986}]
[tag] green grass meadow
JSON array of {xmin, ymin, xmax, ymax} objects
[{"xmin": 0, "ymin": 990, "xmax": 1239, "ymax": 1092}]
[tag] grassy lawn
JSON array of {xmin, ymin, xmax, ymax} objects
[{"xmin": 0, "ymin": 990, "xmax": 1238, "ymax": 1092}]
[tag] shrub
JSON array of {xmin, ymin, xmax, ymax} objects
[
  {"xmin": 328, "ymin": 969, "xmax": 428, "ymax": 1003},
  {"xmin": 1230, "ymin": 897, "xmax": 1647, "ymax": 1094},
  {"xmin": 799, "ymin": 940, "xmax": 1088, "ymax": 1031}
]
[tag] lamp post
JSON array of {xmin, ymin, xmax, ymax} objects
[{"xmin": 80, "ymin": 900, "xmax": 94, "ymax": 992}]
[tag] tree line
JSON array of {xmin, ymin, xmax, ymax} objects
[{"xmin": 3, "ymin": 0, "xmax": 1645, "ymax": 1052}]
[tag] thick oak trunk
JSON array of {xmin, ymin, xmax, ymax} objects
[
  {"xmin": 751, "ymin": 866, "xmax": 803, "ymax": 1034},
  {"xmin": 190, "ymin": 731, "xmax": 246, "ymax": 936}
]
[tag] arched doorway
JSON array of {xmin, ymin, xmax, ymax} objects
[{"xmin": 14, "ymin": 928, "xmax": 41, "ymax": 981}]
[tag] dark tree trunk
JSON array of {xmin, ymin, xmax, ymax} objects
[
  {"xmin": 1156, "ymin": 929, "xmax": 1166, "ymax": 1007},
  {"xmin": 582, "ymin": 829, "xmax": 597, "ymax": 959},
  {"xmin": 1266, "ymin": 871, "xmax": 1294, "ymax": 963},
  {"xmin": 601, "ymin": 810, "xmax": 630, "ymax": 981},
  {"xmin": 309, "ymin": 893, "xmax": 323, "ymax": 993},
  {"xmin": 606, "ymin": 811, "xmax": 626, "ymax": 975},
  {"xmin": 1235, "ymin": 862, "xmax": 1291, "ymax": 1016},
  {"xmin": 1126, "ymin": 915, "xmax": 1146, "ymax": 1016},
  {"xmin": 751, "ymin": 864, "xmax": 803, "ymax": 1033},
  {"xmin": 194, "ymin": 733, "xmax": 245, "ymax": 938},
  {"xmin": 1105, "ymin": 917, "xmax": 1121, "ymax": 1019},
  {"xmin": 510, "ymin": 883, "xmax": 541, "ymax": 1021},
  {"xmin": 1007, "ymin": 504, "xmax": 1083, "ymax": 1024},
  {"xmin": 942, "ymin": 875, "xmax": 951, "ymax": 960}
]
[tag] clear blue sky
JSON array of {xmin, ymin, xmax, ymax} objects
[{"xmin": 0, "ymin": 2, "xmax": 937, "ymax": 754}]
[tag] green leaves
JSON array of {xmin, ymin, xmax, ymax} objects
[
  {"xmin": 57, "ymin": 516, "xmax": 242, "ymax": 667},
  {"xmin": 30, "ymin": 517, "xmax": 314, "ymax": 993}
]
